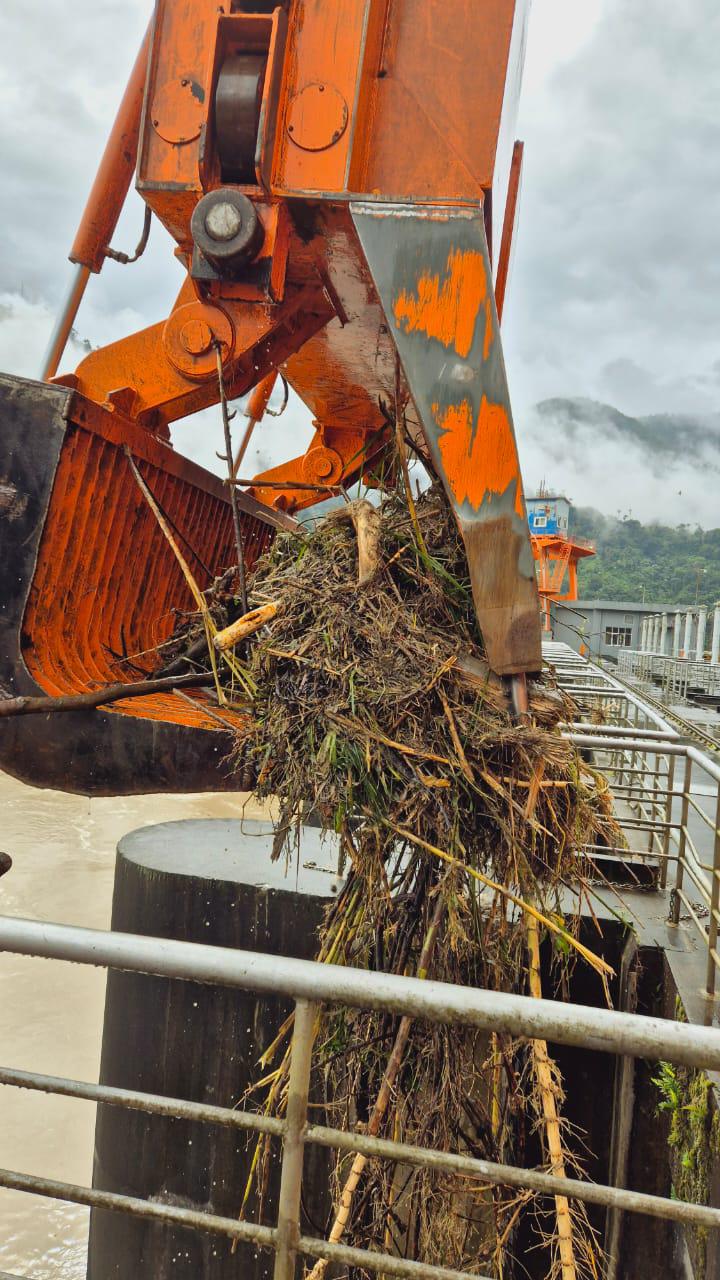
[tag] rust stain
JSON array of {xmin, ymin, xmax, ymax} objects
[
  {"xmin": 393, "ymin": 248, "xmax": 486, "ymax": 358},
  {"xmin": 432, "ymin": 395, "xmax": 524, "ymax": 517},
  {"xmin": 483, "ymin": 297, "xmax": 493, "ymax": 361}
]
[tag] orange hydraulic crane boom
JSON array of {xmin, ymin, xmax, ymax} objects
[{"xmin": 0, "ymin": 0, "xmax": 539, "ymax": 793}]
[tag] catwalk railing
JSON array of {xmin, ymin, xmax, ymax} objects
[
  {"xmin": 617, "ymin": 649, "xmax": 720, "ymax": 701},
  {"xmin": 548, "ymin": 640, "xmax": 720, "ymax": 996},
  {"xmin": 0, "ymin": 913, "xmax": 720, "ymax": 1280}
]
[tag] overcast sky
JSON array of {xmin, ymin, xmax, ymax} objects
[{"xmin": 1, "ymin": 1, "xmax": 718, "ymax": 524}]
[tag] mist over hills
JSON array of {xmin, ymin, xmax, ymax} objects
[
  {"xmin": 521, "ymin": 397, "xmax": 720, "ymax": 606},
  {"xmin": 569, "ymin": 505, "xmax": 720, "ymax": 609},
  {"xmin": 523, "ymin": 396, "xmax": 720, "ymax": 529}
]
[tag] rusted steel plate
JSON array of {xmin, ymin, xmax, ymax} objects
[{"xmin": 0, "ymin": 373, "xmax": 247, "ymax": 794}]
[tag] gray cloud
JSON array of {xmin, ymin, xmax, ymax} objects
[
  {"xmin": 506, "ymin": 0, "xmax": 720, "ymax": 439},
  {"xmin": 520, "ymin": 397, "xmax": 720, "ymax": 527},
  {"xmin": 0, "ymin": 1, "xmax": 717, "ymax": 523}
]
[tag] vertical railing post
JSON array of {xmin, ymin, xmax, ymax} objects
[
  {"xmin": 647, "ymin": 746, "xmax": 659, "ymax": 857},
  {"xmin": 671, "ymin": 754, "xmax": 692, "ymax": 926},
  {"xmin": 705, "ymin": 788, "xmax": 720, "ymax": 998},
  {"xmin": 660, "ymin": 754, "xmax": 675, "ymax": 889},
  {"xmin": 274, "ymin": 998, "xmax": 318, "ymax": 1280}
]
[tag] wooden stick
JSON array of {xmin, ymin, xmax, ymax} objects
[
  {"xmin": 437, "ymin": 686, "xmax": 474, "ymax": 783},
  {"xmin": 213, "ymin": 603, "xmax": 278, "ymax": 652},
  {"xmin": 306, "ymin": 891, "xmax": 446, "ymax": 1280},
  {"xmin": 394, "ymin": 355, "xmax": 428, "ymax": 559},
  {"xmin": 353, "ymin": 499, "xmax": 382, "ymax": 583},
  {"xmin": 526, "ymin": 916, "xmax": 577, "ymax": 1280},
  {"xmin": 329, "ymin": 499, "xmax": 381, "ymax": 584},
  {"xmin": 214, "ymin": 343, "xmax": 248, "ymax": 614},
  {"xmin": 452, "ymin": 651, "xmax": 505, "ymax": 694},
  {"xmin": 0, "ymin": 673, "xmax": 214, "ymax": 718},
  {"xmin": 234, "ymin": 479, "xmax": 342, "ymax": 492}
]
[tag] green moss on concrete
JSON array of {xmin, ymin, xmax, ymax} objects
[{"xmin": 653, "ymin": 1059, "xmax": 720, "ymax": 1275}]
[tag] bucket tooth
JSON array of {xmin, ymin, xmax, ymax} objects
[{"xmin": 351, "ymin": 202, "xmax": 541, "ymax": 676}]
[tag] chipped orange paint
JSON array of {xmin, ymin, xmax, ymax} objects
[
  {"xmin": 393, "ymin": 248, "xmax": 487, "ymax": 359},
  {"xmin": 432, "ymin": 396, "xmax": 525, "ymax": 517}
]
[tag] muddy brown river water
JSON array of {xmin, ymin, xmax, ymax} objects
[{"xmin": 0, "ymin": 767, "xmax": 267, "ymax": 1277}]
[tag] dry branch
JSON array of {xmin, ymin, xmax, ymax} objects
[
  {"xmin": 0, "ymin": 673, "xmax": 214, "ymax": 718},
  {"xmin": 329, "ymin": 498, "xmax": 382, "ymax": 583}
]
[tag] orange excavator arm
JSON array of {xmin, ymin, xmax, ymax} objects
[{"xmin": 0, "ymin": 0, "xmax": 539, "ymax": 793}]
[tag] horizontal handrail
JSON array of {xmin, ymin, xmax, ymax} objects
[
  {"xmin": 3, "ymin": 1064, "xmax": 720, "ymax": 1231},
  {"xmin": 0, "ymin": 1167, "xmax": 482, "ymax": 1280},
  {"xmin": 1, "ymin": 915, "xmax": 719, "ymax": 1069}
]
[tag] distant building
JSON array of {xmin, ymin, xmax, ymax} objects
[
  {"xmin": 526, "ymin": 493, "xmax": 570, "ymax": 538},
  {"xmin": 551, "ymin": 599, "xmax": 673, "ymax": 662}
]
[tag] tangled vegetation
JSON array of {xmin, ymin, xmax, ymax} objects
[{"xmin": 195, "ymin": 481, "xmax": 618, "ymax": 1279}]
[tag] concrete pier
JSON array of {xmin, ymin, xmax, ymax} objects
[
  {"xmin": 696, "ymin": 606, "xmax": 707, "ymax": 662},
  {"xmin": 673, "ymin": 611, "xmax": 682, "ymax": 658},
  {"xmin": 87, "ymin": 819, "xmax": 340, "ymax": 1280},
  {"xmin": 683, "ymin": 610, "xmax": 694, "ymax": 659},
  {"xmin": 712, "ymin": 604, "xmax": 720, "ymax": 666}
]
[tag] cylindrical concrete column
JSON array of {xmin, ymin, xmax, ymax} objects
[
  {"xmin": 660, "ymin": 612, "xmax": 668, "ymax": 656},
  {"xmin": 653, "ymin": 614, "xmax": 661, "ymax": 653},
  {"xmin": 683, "ymin": 610, "xmax": 694, "ymax": 659},
  {"xmin": 639, "ymin": 617, "xmax": 647, "ymax": 652},
  {"xmin": 696, "ymin": 606, "xmax": 708, "ymax": 661},
  {"xmin": 673, "ymin": 611, "xmax": 682, "ymax": 658},
  {"xmin": 711, "ymin": 604, "xmax": 720, "ymax": 665},
  {"xmin": 87, "ymin": 819, "xmax": 339, "ymax": 1280}
]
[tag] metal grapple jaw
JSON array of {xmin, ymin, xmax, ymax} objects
[{"xmin": 352, "ymin": 201, "xmax": 542, "ymax": 678}]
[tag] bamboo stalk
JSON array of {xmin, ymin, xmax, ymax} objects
[
  {"xmin": 526, "ymin": 915, "xmax": 576, "ymax": 1280},
  {"xmin": 437, "ymin": 686, "xmax": 474, "ymax": 782},
  {"xmin": 306, "ymin": 890, "xmax": 446, "ymax": 1280},
  {"xmin": 384, "ymin": 820, "xmax": 614, "ymax": 979},
  {"xmin": 214, "ymin": 603, "xmax": 278, "ymax": 651},
  {"xmin": 125, "ymin": 447, "xmax": 255, "ymax": 701},
  {"xmin": 234, "ymin": 478, "xmax": 342, "ymax": 492}
]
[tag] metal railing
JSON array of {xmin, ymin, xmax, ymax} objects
[
  {"xmin": 0, "ymin": 913, "xmax": 720, "ymax": 1280},
  {"xmin": 547, "ymin": 641, "xmax": 720, "ymax": 996},
  {"xmin": 617, "ymin": 649, "xmax": 720, "ymax": 703}
]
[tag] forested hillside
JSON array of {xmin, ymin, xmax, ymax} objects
[{"xmin": 572, "ymin": 508, "xmax": 720, "ymax": 606}]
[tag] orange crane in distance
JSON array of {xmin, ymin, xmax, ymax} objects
[{"xmin": 0, "ymin": 0, "xmax": 540, "ymax": 794}]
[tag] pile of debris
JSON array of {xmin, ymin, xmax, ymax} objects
[
  {"xmin": 175, "ymin": 481, "xmax": 614, "ymax": 1279},
  {"xmin": 5, "ymin": 458, "xmax": 616, "ymax": 1275}
]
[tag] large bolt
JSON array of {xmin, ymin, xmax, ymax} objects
[
  {"xmin": 313, "ymin": 453, "xmax": 333, "ymax": 479},
  {"xmin": 180, "ymin": 317, "xmax": 213, "ymax": 356},
  {"xmin": 205, "ymin": 201, "xmax": 243, "ymax": 243},
  {"xmin": 303, "ymin": 445, "xmax": 341, "ymax": 484},
  {"xmin": 191, "ymin": 189, "xmax": 263, "ymax": 276}
]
